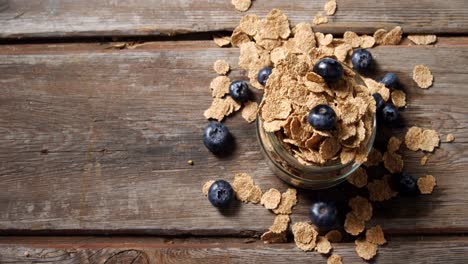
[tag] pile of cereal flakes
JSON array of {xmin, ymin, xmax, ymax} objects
[{"xmin": 202, "ymin": 3, "xmax": 453, "ymax": 263}]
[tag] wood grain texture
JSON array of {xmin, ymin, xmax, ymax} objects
[
  {"xmin": 0, "ymin": 236, "xmax": 467, "ymax": 264},
  {"xmin": 1, "ymin": 0, "xmax": 468, "ymax": 38},
  {"xmin": 0, "ymin": 39, "xmax": 467, "ymax": 235}
]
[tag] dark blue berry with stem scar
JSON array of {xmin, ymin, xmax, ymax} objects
[
  {"xmin": 372, "ymin": 93, "xmax": 385, "ymax": 112},
  {"xmin": 208, "ymin": 180, "xmax": 234, "ymax": 207},
  {"xmin": 351, "ymin": 49, "xmax": 373, "ymax": 72},
  {"xmin": 380, "ymin": 73, "xmax": 399, "ymax": 88},
  {"xmin": 313, "ymin": 58, "xmax": 343, "ymax": 82},
  {"xmin": 257, "ymin": 66, "xmax": 273, "ymax": 86},
  {"xmin": 203, "ymin": 122, "xmax": 232, "ymax": 154},
  {"xmin": 393, "ymin": 172, "xmax": 418, "ymax": 195},
  {"xmin": 309, "ymin": 201, "xmax": 338, "ymax": 230},
  {"xmin": 308, "ymin": 104, "xmax": 336, "ymax": 131},
  {"xmin": 381, "ymin": 103, "xmax": 400, "ymax": 125},
  {"xmin": 229, "ymin": 80, "xmax": 251, "ymax": 103}
]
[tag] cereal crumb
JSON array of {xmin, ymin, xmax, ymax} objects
[
  {"xmin": 391, "ymin": 90, "xmax": 406, "ymax": 108},
  {"xmin": 417, "ymin": 175, "xmax": 437, "ymax": 194},
  {"xmin": 272, "ymin": 188, "xmax": 297, "ymax": 214},
  {"xmin": 366, "ymin": 225, "xmax": 386, "ymax": 245},
  {"xmin": 187, "ymin": 160, "xmax": 194, "ymax": 165},
  {"xmin": 269, "ymin": 214, "xmax": 290, "ymax": 233},
  {"xmin": 241, "ymin": 101, "xmax": 258, "ymax": 123},
  {"xmin": 367, "ymin": 175, "xmax": 398, "ymax": 202},
  {"xmin": 446, "ymin": 133, "xmax": 455, "ymax": 143},
  {"xmin": 292, "ymin": 222, "xmax": 318, "ymax": 251},
  {"xmin": 213, "ymin": 35, "xmax": 231, "ymax": 47},
  {"xmin": 408, "ymin": 35, "xmax": 437, "ymax": 45},
  {"xmin": 316, "ymin": 236, "xmax": 332, "ymax": 254},
  {"xmin": 325, "ymin": 230, "xmax": 342, "ymax": 243},
  {"xmin": 213, "ymin": 59, "xmax": 230, "ymax": 75},
  {"xmin": 327, "ymin": 254, "xmax": 342, "ymax": 264},
  {"xmin": 349, "ymin": 196, "xmax": 373, "ymax": 221},
  {"xmin": 202, "ymin": 180, "xmax": 215, "ymax": 196},
  {"xmin": 420, "ymin": 155, "xmax": 429, "ymax": 166},
  {"xmin": 313, "ymin": 12, "xmax": 328, "ymax": 25},
  {"xmin": 355, "ymin": 238, "xmax": 378, "ymax": 260},
  {"xmin": 261, "ymin": 230, "xmax": 287, "ymax": 243},
  {"xmin": 347, "ymin": 167, "xmax": 368, "ymax": 188},
  {"xmin": 231, "ymin": 0, "xmax": 251, "ymax": 12},
  {"xmin": 261, "ymin": 188, "xmax": 282, "ymax": 210},
  {"xmin": 413, "ymin": 64, "xmax": 433, "ymax": 89},
  {"xmin": 344, "ymin": 212, "xmax": 365, "ymax": 236},
  {"xmin": 324, "ymin": 0, "xmax": 337, "ymax": 16}
]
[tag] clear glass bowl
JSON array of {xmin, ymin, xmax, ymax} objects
[{"xmin": 256, "ymin": 73, "xmax": 377, "ymax": 190}]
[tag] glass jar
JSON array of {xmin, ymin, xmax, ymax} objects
[{"xmin": 256, "ymin": 73, "xmax": 377, "ymax": 190}]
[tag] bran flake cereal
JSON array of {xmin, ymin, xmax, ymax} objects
[
  {"xmin": 231, "ymin": 27, "xmax": 251, "ymax": 47},
  {"xmin": 364, "ymin": 148, "xmax": 382, "ymax": 167},
  {"xmin": 232, "ymin": 173, "xmax": 263, "ymax": 203},
  {"xmin": 405, "ymin": 126, "xmax": 440, "ymax": 152},
  {"xmin": 292, "ymin": 222, "xmax": 318, "ymax": 251},
  {"xmin": 347, "ymin": 167, "xmax": 368, "ymax": 188},
  {"xmin": 391, "ymin": 90, "xmax": 406, "ymax": 108},
  {"xmin": 408, "ymin": 35, "xmax": 437, "ymax": 45},
  {"xmin": 213, "ymin": 59, "xmax": 230, "ymax": 75},
  {"xmin": 316, "ymin": 236, "xmax": 332, "ymax": 254},
  {"xmin": 313, "ymin": 12, "xmax": 328, "ymax": 25},
  {"xmin": 446, "ymin": 133, "xmax": 455, "ymax": 142},
  {"xmin": 417, "ymin": 175, "xmax": 437, "ymax": 194},
  {"xmin": 327, "ymin": 254, "xmax": 343, "ymax": 264},
  {"xmin": 272, "ymin": 188, "xmax": 297, "ymax": 214},
  {"xmin": 202, "ymin": 180, "xmax": 215, "ymax": 196},
  {"xmin": 325, "ymin": 230, "xmax": 342, "ymax": 243},
  {"xmin": 261, "ymin": 230, "xmax": 287, "ymax": 243},
  {"xmin": 349, "ymin": 196, "xmax": 373, "ymax": 221},
  {"xmin": 405, "ymin": 126, "xmax": 423, "ymax": 151},
  {"xmin": 209, "ymin": 76, "xmax": 231, "ymax": 98},
  {"xmin": 366, "ymin": 225, "xmax": 386, "ymax": 245},
  {"xmin": 324, "ymin": 0, "xmax": 337, "ymax": 16},
  {"xmin": 344, "ymin": 212, "xmax": 365, "ymax": 236},
  {"xmin": 213, "ymin": 35, "xmax": 231, "ymax": 47},
  {"xmin": 315, "ymin": 32, "xmax": 334, "ymax": 46},
  {"xmin": 420, "ymin": 129, "xmax": 440, "ymax": 152},
  {"xmin": 374, "ymin": 26, "xmax": 403, "ymax": 45},
  {"xmin": 367, "ymin": 175, "xmax": 398, "ymax": 202},
  {"xmin": 269, "ymin": 214, "xmax": 290, "ymax": 233},
  {"xmin": 413, "ymin": 64, "xmax": 433, "ymax": 89},
  {"xmin": 231, "ymin": 0, "xmax": 251, "ymax": 12},
  {"xmin": 241, "ymin": 101, "xmax": 258, "ymax": 123},
  {"xmin": 355, "ymin": 238, "xmax": 378, "ymax": 260},
  {"xmin": 387, "ymin": 136, "xmax": 402, "ymax": 153},
  {"xmin": 383, "ymin": 151, "xmax": 404, "ymax": 174},
  {"xmin": 239, "ymin": 14, "xmax": 259, "ymax": 36},
  {"xmin": 204, "ymin": 96, "xmax": 241, "ymax": 121},
  {"xmin": 260, "ymin": 188, "xmax": 282, "ymax": 209},
  {"xmin": 420, "ymin": 155, "xmax": 429, "ymax": 165}
]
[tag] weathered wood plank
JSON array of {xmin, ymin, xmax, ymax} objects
[
  {"xmin": 1, "ymin": 0, "xmax": 468, "ymax": 38},
  {"xmin": 0, "ymin": 236, "xmax": 467, "ymax": 264},
  {"xmin": 0, "ymin": 39, "xmax": 467, "ymax": 235}
]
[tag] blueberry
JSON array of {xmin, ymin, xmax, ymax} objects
[
  {"xmin": 394, "ymin": 172, "xmax": 418, "ymax": 195},
  {"xmin": 351, "ymin": 49, "xmax": 373, "ymax": 72},
  {"xmin": 380, "ymin": 73, "xmax": 399, "ymax": 88},
  {"xmin": 313, "ymin": 58, "xmax": 343, "ymax": 82},
  {"xmin": 229, "ymin": 80, "xmax": 251, "ymax": 103},
  {"xmin": 309, "ymin": 201, "xmax": 338, "ymax": 230},
  {"xmin": 203, "ymin": 122, "xmax": 233, "ymax": 154},
  {"xmin": 381, "ymin": 103, "xmax": 400, "ymax": 125},
  {"xmin": 208, "ymin": 180, "xmax": 234, "ymax": 207},
  {"xmin": 257, "ymin": 67, "xmax": 273, "ymax": 86},
  {"xmin": 308, "ymin": 104, "xmax": 336, "ymax": 131},
  {"xmin": 372, "ymin": 93, "xmax": 385, "ymax": 112}
]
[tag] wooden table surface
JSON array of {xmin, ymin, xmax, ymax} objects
[{"xmin": 1, "ymin": 0, "xmax": 468, "ymax": 263}]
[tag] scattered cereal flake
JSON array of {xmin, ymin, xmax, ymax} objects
[
  {"xmin": 202, "ymin": 180, "xmax": 215, "ymax": 196},
  {"xmin": 367, "ymin": 175, "xmax": 398, "ymax": 202},
  {"xmin": 325, "ymin": 230, "xmax": 342, "ymax": 243},
  {"xmin": 315, "ymin": 32, "xmax": 334, "ymax": 46},
  {"xmin": 231, "ymin": 27, "xmax": 251, "ymax": 47},
  {"xmin": 334, "ymin": 43, "xmax": 352, "ymax": 62},
  {"xmin": 292, "ymin": 222, "xmax": 318, "ymax": 251},
  {"xmin": 383, "ymin": 151, "xmax": 403, "ymax": 174},
  {"xmin": 363, "ymin": 77, "xmax": 390, "ymax": 101},
  {"xmin": 232, "ymin": 173, "xmax": 262, "ymax": 203},
  {"xmin": 355, "ymin": 238, "xmax": 378, "ymax": 260},
  {"xmin": 347, "ymin": 167, "xmax": 368, "ymax": 188},
  {"xmin": 316, "ymin": 236, "xmax": 332, "ymax": 254},
  {"xmin": 344, "ymin": 212, "xmax": 365, "ymax": 236},
  {"xmin": 405, "ymin": 126, "xmax": 423, "ymax": 151},
  {"xmin": 360, "ymin": 35, "xmax": 376, "ymax": 48},
  {"xmin": 413, "ymin": 64, "xmax": 433, "ymax": 89},
  {"xmin": 391, "ymin": 89, "xmax": 406, "ymax": 108},
  {"xmin": 239, "ymin": 14, "xmax": 259, "ymax": 36},
  {"xmin": 213, "ymin": 59, "xmax": 230, "ymax": 75},
  {"xmin": 364, "ymin": 148, "xmax": 382, "ymax": 167},
  {"xmin": 213, "ymin": 35, "xmax": 231, "ymax": 47},
  {"xmin": 349, "ymin": 196, "xmax": 373, "ymax": 221},
  {"xmin": 420, "ymin": 129, "xmax": 440, "ymax": 152},
  {"xmin": 446, "ymin": 133, "xmax": 455, "ymax": 143},
  {"xmin": 261, "ymin": 188, "xmax": 282, "ymax": 210},
  {"xmin": 313, "ymin": 12, "xmax": 328, "ymax": 25},
  {"xmin": 366, "ymin": 225, "xmax": 386, "ymax": 245},
  {"xmin": 374, "ymin": 26, "xmax": 403, "ymax": 45},
  {"xmin": 269, "ymin": 214, "xmax": 290, "ymax": 233},
  {"xmin": 209, "ymin": 76, "xmax": 231, "ymax": 98},
  {"xmin": 324, "ymin": 0, "xmax": 337, "ymax": 16},
  {"xmin": 204, "ymin": 96, "xmax": 241, "ymax": 121},
  {"xmin": 343, "ymin": 31, "xmax": 361, "ymax": 48},
  {"xmin": 417, "ymin": 175, "xmax": 436, "ymax": 194},
  {"xmin": 231, "ymin": 0, "xmax": 251, "ymax": 12},
  {"xmin": 387, "ymin": 136, "xmax": 402, "ymax": 153},
  {"xmin": 272, "ymin": 188, "xmax": 298, "ymax": 215},
  {"xmin": 261, "ymin": 230, "xmax": 287, "ymax": 243},
  {"xmin": 420, "ymin": 155, "xmax": 429, "ymax": 165},
  {"xmin": 327, "ymin": 254, "xmax": 343, "ymax": 264},
  {"xmin": 241, "ymin": 101, "xmax": 258, "ymax": 123},
  {"xmin": 408, "ymin": 35, "xmax": 437, "ymax": 45}
]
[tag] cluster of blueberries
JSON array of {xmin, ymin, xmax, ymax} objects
[{"xmin": 204, "ymin": 49, "xmax": 418, "ymax": 222}]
